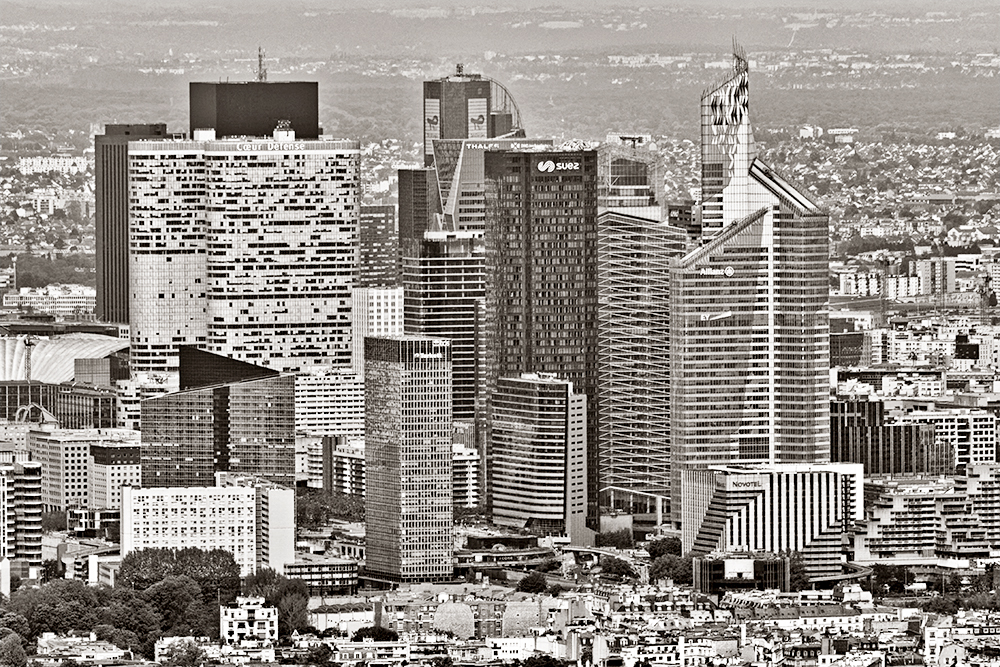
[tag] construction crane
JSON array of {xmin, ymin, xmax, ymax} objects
[{"xmin": 23, "ymin": 335, "xmax": 35, "ymax": 382}]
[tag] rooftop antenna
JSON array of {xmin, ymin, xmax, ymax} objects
[{"xmin": 256, "ymin": 46, "xmax": 268, "ymax": 82}]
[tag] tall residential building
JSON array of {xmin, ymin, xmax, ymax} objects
[
  {"xmin": 670, "ymin": 48, "xmax": 830, "ymax": 527},
  {"xmin": 484, "ymin": 147, "xmax": 600, "ymax": 521},
  {"xmin": 364, "ymin": 336, "xmax": 453, "ymax": 583},
  {"xmin": 0, "ymin": 460, "xmax": 43, "ymax": 574},
  {"xmin": 403, "ymin": 233, "xmax": 484, "ymax": 421},
  {"xmin": 358, "ymin": 205, "xmax": 399, "ymax": 288},
  {"xmin": 188, "ymin": 81, "xmax": 320, "ymax": 139},
  {"xmin": 128, "ymin": 127, "xmax": 359, "ymax": 391},
  {"xmin": 95, "ymin": 123, "xmax": 169, "ymax": 324},
  {"xmin": 140, "ymin": 347, "xmax": 295, "ymax": 488},
  {"xmin": 596, "ymin": 144, "xmax": 686, "ymax": 523},
  {"xmin": 422, "ymin": 64, "xmax": 522, "ymax": 166},
  {"xmin": 490, "ymin": 374, "xmax": 590, "ymax": 545}
]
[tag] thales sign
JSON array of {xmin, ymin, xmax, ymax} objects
[{"xmin": 537, "ymin": 159, "xmax": 580, "ymax": 173}]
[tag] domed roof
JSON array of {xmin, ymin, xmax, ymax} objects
[{"xmin": 0, "ymin": 334, "xmax": 128, "ymax": 383}]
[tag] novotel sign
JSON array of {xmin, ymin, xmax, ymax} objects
[
  {"xmin": 726, "ymin": 476, "xmax": 763, "ymax": 491},
  {"xmin": 537, "ymin": 159, "xmax": 581, "ymax": 173},
  {"xmin": 235, "ymin": 142, "xmax": 307, "ymax": 151}
]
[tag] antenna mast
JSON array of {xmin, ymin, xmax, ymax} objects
[{"xmin": 257, "ymin": 47, "xmax": 267, "ymax": 82}]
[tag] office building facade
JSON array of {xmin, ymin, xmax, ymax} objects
[
  {"xmin": 140, "ymin": 348, "xmax": 295, "ymax": 488},
  {"xmin": 359, "ymin": 205, "xmax": 399, "ymax": 288},
  {"xmin": 403, "ymin": 234, "xmax": 484, "ymax": 421},
  {"xmin": 364, "ymin": 336, "xmax": 453, "ymax": 583},
  {"xmin": 95, "ymin": 123, "xmax": 169, "ymax": 324},
  {"xmin": 350, "ymin": 286, "xmax": 403, "ymax": 376},
  {"xmin": 831, "ymin": 398, "xmax": 951, "ymax": 476},
  {"xmin": 128, "ymin": 129, "xmax": 360, "ymax": 391},
  {"xmin": 670, "ymin": 48, "xmax": 830, "ymax": 527},
  {"xmin": 490, "ymin": 374, "xmax": 589, "ymax": 545},
  {"xmin": 189, "ymin": 81, "xmax": 320, "ymax": 140},
  {"xmin": 596, "ymin": 144, "xmax": 686, "ymax": 521},
  {"xmin": 484, "ymin": 147, "xmax": 600, "ymax": 521},
  {"xmin": 422, "ymin": 65, "xmax": 521, "ymax": 166},
  {"xmin": 121, "ymin": 477, "xmax": 295, "ymax": 577},
  {"xmin": 682, "ymin": 463, "xmax": 863, "ymax": 580},
  {"xmin": 27, "ymin": 427, "xmax": 139, "ymax": 512}
]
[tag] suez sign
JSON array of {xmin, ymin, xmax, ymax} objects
[
  {"xmin": 235, "ymin": 142, "xmax": 307, "ymax": 151},
  {"xmin": 536, "ymin": 159, "xmax": 581, "ymax": 173}
]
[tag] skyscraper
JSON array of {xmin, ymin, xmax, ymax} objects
[
  {"xmin": 364, "ymin": 336, "xmax": 453, "ymax": 583},
  {"xmin": 358, "ymin": 205, "xmax": 399, "ymax": 288},
  {"xmin": 490, "ymin": 373, "xmax": 589, "ymax": 545},
  {"xmin": 128, "ymin": 127, "xmax": 360, "ymax": 390},
  {"xmin": 484, "ymin": 146, "xmax": 600, "ymax": 520},
  {"xmin": 140, "ymin": 347, "xmax": 295, "ymax": 488},
  {"xmin": 670, "ymin": 48, "xmax": 830, "ymax": 527},
  {"xmin": 596, "ymin": 144, "xmax": 686, "ymax": 523},
  {"xmin": 422, "ymin": 64, "xmax": 522, "ymax": 166},
  {"xmin": 94, "ymin": 123, "xmax": 169, "ymax": 324},
  {"xmin": 403, "ymin": 233, "xmax": 484, "ymax": 421}
]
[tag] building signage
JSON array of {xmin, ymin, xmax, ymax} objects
[
  {"xmin": 537, "ymin": 160, "xmax": 580, "ymax": 173},
  {"xmin": 726, "ymin": 475, "xmax": 763, "ymax": 491},
  {"xmin": 699, "ymin": 266, "xmax": 736, "ymax": 277},
  {"xmin": 236, "ymin": 142, "xmax": 306, "ymax": 151}
]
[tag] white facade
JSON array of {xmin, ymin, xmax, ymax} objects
[
  {"xmin": 221, "ymin": 596, "xmax": 278, "ymax": 645},
  {"xmin": 350, "ymin": 286, "xmax": 404, "ymax": 375},
  {"xmin": 895, "ymin": 408, "xmax": 996, "ymax": 470},
  {"xmin": 452, "ymin": 443, "xmax": 480, "ymax": 509},
  {"xmin": 294, "ymin": 370, "xmax": 365, "ymax": 438},
  {"xmin": 2, "ymin": 285, "xmax": 96, "ymax": 317},
  {"xmin": 121, "ymin": 477, "xmax": 295, "ymax": 577},
  {"xmin": 128, "ymin": 130, "xmax": 360, "ymax": 394},
  {"xmin": 681, "ymin": 463, "xmax": 864, "ymax": 579},
  {"xmin": 27, "ymin": 427, "xmax": 139, "ymax": 511},
  {"xmin": 88, "ymin": 444, "xmax": 141, "ymax": 510}
]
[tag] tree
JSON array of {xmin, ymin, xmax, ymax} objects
[
  {"xmin": 0, "ymin": 633, "xmax": 26, "ymax": 667},
  {"xmin": 595, "ymin": 528, "xmax": 633, "ymax": 549},
  {"xmin": 296, "ymin": 488, "xmax": 365, "ymax": 529},
  {"xmin": 534, "ymin": 559, "xmax": 561, "ymax": 573},
  {"xmin": 650, "ymin": 555, "xmax": 692, "ymax": 585},
  {"xmin": 646, "ymin": 538, "xmax": 682, "ymax": 560},
  {"xmin": 118, "ymin": 547, "xmax": 240, "ymax": 603},
  {"xmin": 601, "ymin": 556, "xmax": 636, "ymax": 580},
  {"xmin": 515, "ymin": 571, "xmax": 548, "ymax": 594},
  {"xmin": 303, "ymin": 643, "xmax": 336, "ymax": 666},
  {"xmin": 788, "ymin": 552, "xmax": 810, "ymax": 591},
  {"xmin": 0, "ymin": 612, "xmax": 30, "ymax": 641},
  {"xmin": 243, "ymin": 568, "xmax": 310, "ymax": 638},
  {"xmin": 160, "ymin": 640, "xmax": 207, "ymax": 667},
  {"xmin": 142, "ymin": 576, "xmax": 201, "ymax": 635},
  {"xmin": 351, "ymin": 626, "xmax": 398, "ymax": 642}
]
